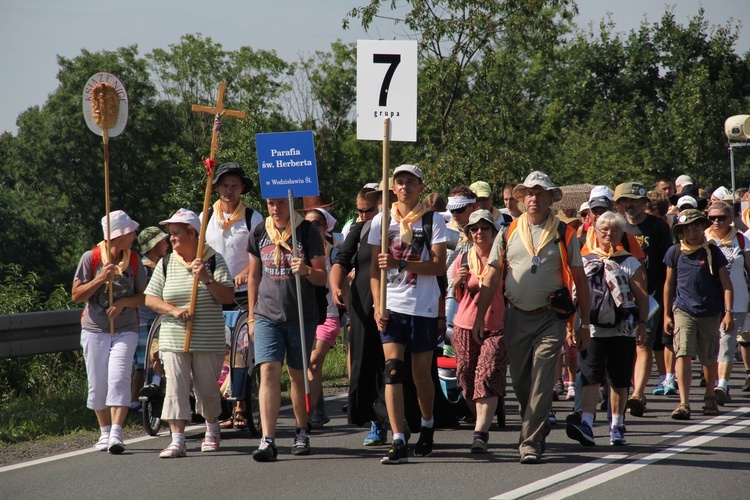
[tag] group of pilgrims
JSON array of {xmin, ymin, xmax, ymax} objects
[{"xmin": 73, "ymin": 163, "xmax": 750, "ymax": 465}]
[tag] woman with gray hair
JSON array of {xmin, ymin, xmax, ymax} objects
[
  {"xmin": 144, "ymin": 208, "xmax": 234, "ymax": 458},
  {"xmin": 566, "ymin": 211, "xmax": 649, "ymax": 447}
]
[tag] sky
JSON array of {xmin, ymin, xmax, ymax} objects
[{"xmin": 1, "ymin": 0, "xmax": 748, "ymax": 135}]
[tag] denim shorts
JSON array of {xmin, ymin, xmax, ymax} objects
[
  {"xmin": 380, "ymin": 310, "xmax": 438, "ymax": 353},
  {"xmin": 253, "ymin": 316, "xmax": 315, "ymax": 370}
]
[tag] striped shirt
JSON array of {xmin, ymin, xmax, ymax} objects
[{"xmin": 144, "ymin": 253, "xmax": 233, "ymax": 352}]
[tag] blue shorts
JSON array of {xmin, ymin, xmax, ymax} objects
[
  {"xmin": 253, "ymin": 316, "xmax": 315, "ymax": 371},
  {"xmin": 380, "ymin": 310, "xmax": 438, "ymax": 353},
  {"xmin": 133, "ymin": 322, "xmax": 150, "ymax": 370}
]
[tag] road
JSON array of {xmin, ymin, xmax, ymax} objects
[{"xmin": 1, "ymin": 365, "xmax": 749, "ymax": 499}]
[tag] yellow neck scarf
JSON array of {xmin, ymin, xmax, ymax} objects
[
  {"xmin": 449, "ymin": 217, "xmax": 469, "ymax": 246},
  {"xmin": 391, "ymin": 201, "xmax": 426, "ymax": 244},
  {"xmin": 467, "ymin": 246, "xmax": 490, "ymax": 287},
  {"xmin": 173, "ymin": 245, "xmax": 217, "ymax": 269},
  {"xmin": 516, "ymin": 210, "xmax": 558, "ymax": 258},
  {"xmin": 680, "ymin": 236, "xmax": 715, "ymax": 275},
  {"xmin": 265, "ymin": 213, "xmax": 304, "ymax": 267},
  {"xmin": 586, "ymin": 227, "xmax": 630, "ymax": 259},
  {"xmin": 97, "ymin": 241, "xmax": 130, "ymax": 276},
  {"xmin": 705, "ymin": 226, "xmax": 738, "ymax": 247},
  {"xmin": 214, "ymin": 199, "xmax": 246, "ymax": 233}
]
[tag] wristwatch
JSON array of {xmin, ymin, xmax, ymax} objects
[{"xmin": 398, "ymin": 259, "xmax": 408, "ymax": 272}]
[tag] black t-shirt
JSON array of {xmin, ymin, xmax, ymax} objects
[{"xmin": 624, "ymin": 214, "xmax": 673, "ymax": 296}]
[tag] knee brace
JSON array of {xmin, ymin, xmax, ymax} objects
[{"xmin": 384, "ymin": 358, "xmax": 405, "ymax": 385}]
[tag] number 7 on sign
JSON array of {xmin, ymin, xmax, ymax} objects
[{"xmin": 373, "ymin": 54, "xmax": 401, "ymax": 106}]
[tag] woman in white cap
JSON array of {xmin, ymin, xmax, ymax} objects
[
  {"xmin": 144, "ymin": 208, "xmax": 235, "ymax": 458},
  {"xmin": 72, "ymin": 210, "xmax": 146, "ymax": 454}
]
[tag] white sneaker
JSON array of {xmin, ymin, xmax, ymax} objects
[
  {"xmin": 107, "ymin": 435, "xmax": 125, "ymax": 454},
  {"xmin": 94, "ymin": 435, "xmax": 109, "ymax": 451}
]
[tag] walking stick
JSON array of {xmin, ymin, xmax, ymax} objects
[{"xmin": 288, "ymin": 190, "xmax": 313, "ymax": 412}]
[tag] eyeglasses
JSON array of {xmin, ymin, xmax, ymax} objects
[
  {"xmin": 357, "ymin": 206, "xmax": 376, "ymax": 214},
  {"xmin": 450, "ymin": 206, "xmax": 469, "ymax": 215},
  {"xmin": 469, "ymin": 225, "xmax": 493, "ymax": 234},
  {"xmin": 708, "ymin": 215, "xmax": 729, "ymax": 222}
]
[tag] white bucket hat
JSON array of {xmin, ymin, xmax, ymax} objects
[
  {"xmin": 160, "ymin": 208, "xmax": 201, "ymax": 233},
  {"xmin": 102, "ymin": 210, "xmax": 139, "ymax": 239},
  {"xmin": 512, "ymin": 171, "xmax": 563, "ymax": 202}
]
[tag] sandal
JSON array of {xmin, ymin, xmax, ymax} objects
[
  {"xmin": 671, "ymin": 403, "xmax": 691, "ymax": 420},
  {"xmin": 703, "ymin": 396, "xmax": 719, "ymax": 416},
  {"xmin": 220, "ymin": 418, "xmax": 234, "ymax": 429},
  {"xmin": 233, "ymin": 411, "xmax": 249, "ymax": 430},
  {"xmin": 626, "ymin": 397, "xmax": 646, "ymax": 417}
]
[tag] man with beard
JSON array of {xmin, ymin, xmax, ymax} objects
[{"xmin": 614, "ymin": 182, "xmax": 674, "ymax": 416}]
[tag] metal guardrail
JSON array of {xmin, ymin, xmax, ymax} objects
[{"xmin": 0, "ymin": 309, "xmax": 83, "ymax": 358}]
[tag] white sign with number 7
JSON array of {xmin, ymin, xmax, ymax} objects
[{"xmin": 356, "ymin": 40, "xmax": 418, "ymax": 142}]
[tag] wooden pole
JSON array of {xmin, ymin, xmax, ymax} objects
[
  {"xmin": 288, "ymin": 190, "xmax": 313, "ymax": 412},
  {"xmin": 185, "ymin": 83, "xmax": 246, "ymax": 352},
  {"xmin": 102, "ymin": 128, "xmax": 114, "ymax": 335},
  {"xmin": 379, "ymin": 118, "xmax": 390, "ymax": 332}
]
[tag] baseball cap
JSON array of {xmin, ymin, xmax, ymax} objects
[
  {"xmin": 469, "ymin": 181, "xmax": 492, "ymax": 198},
  {"xmin": 393, "ymin": 164, "xmax": 423, "ymax": 181},
  {"xmin": 614, "ymin": 182, "xmax": 648, "ymax": 201}
]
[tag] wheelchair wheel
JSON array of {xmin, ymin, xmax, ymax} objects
[
  {"xmin": 229, "ymin": 310, "xmax": 261, "ymax": 435},
  {"xmin": 141, "ymin": 315, "xmax": 164, "ymax": 436}
]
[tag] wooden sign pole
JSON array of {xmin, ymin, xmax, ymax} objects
[
  {"xmin": 379, "ymin": 118, "xmax": 390, "ymax": 332},
  {"xmin": 186, "ymin": 82, "xmax": 246, "ymax": 352}
]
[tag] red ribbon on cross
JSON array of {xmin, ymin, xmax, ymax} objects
[{"xmin": 203, "ymin": 158, "xmax": 216, "ymax": 176}]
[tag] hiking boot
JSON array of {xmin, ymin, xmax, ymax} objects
[
  {"xmin": 609, "ymin": 426, "xmax": 626, "ymax": 445},
  {"xmin": 252, "ymin": 437, "xmax": 278, "ymax": 462},
  {"xmin": 308, "ymin": 409, "xmax": 330, "ymax": 428},
  {"xmin": 413, "ymin": 426, "xmax": 435, "ymax": 457},
  {"xmin": 381, "ymin": 438, "xmax": 408, "ymax": 464},
  {"xmin": 743, "ymin": 375, "xmax": 750, "ymax": 392},
  {"xmin": 291, "ymin": 428, "xmax": 311, "ymax": 455},
  {"xmin": 363, "ymin": 422, "xmax": 387, "ymax": 446},
  {"xmin": 566, "ymin": 421, "xmax": 595, "ymax": 446}
]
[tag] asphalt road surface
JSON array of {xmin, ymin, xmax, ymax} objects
[{"xmin": 2, "ymin": 364, "xmax": 749, "ymax": 499}]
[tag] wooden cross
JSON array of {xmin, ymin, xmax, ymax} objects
[{"xmin": 183, "ymin": 82, "xmax": 246, "ymax": 352}]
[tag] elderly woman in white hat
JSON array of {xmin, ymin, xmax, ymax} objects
[
  {"xmin": 144, "ymin": 208, "xmax": 234, "ymax": 458},
  {"xmin": 72, "ymin": 210, "xmax": 146, "ymax": 454}
]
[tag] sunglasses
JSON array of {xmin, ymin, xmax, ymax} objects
[
  {"xmin": 311, "ymin": 219, "xmax": 325, "ymax": 227},
  {"xmin": 450, "ymin": 206, "xmax": 469, "ymax": 215},
  {"xmin": 357, "ymin": 206, "xmax": 376, "ymax": 214},
  {"xmin": 708, "ymin": 215, "xmax": 728, "ymax": 222},
  {"xmin": 469, "ymin": 225, "xmax": 493, "ymax": 234}
]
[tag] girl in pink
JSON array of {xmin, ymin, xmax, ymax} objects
[{"xmin": 450, "ymin": 209, "xmax": 508, "ymax": 453}]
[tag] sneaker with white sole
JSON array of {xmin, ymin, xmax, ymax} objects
[
  {"xmin": 107, "ymin": 435, "xmax": 125, "ymax": 454},
  {"xmin": 363, "ymin": 422, "xmax": 387, "ymax": 446},
  {"xmin": 252, "ymin": 437, "xmax": 278, "ymax": 462},
  {"xmin": 609, "ymin": 425, "xmax": 626, "ymax": 445},
  {"xmin": 94, "ymin": 435, "xmax": 109, "ymax": 451},
  {"xmin": 201, "ymin": 432, "xmax": 220, "ymax": 452},
  {"xmin": 566, "ymin": 385, "xmax": 575, "ymax": 401},
  {"xmin": 159, "ymin": 442, "xmax": 187, "ymax": 459},
  {"xmin": 381, "ymin": 438, "xmax": 408, "ymax": 464},
  {"xmin": 291, "ymin": 428, "xmax": 311, "ymax": 455}
]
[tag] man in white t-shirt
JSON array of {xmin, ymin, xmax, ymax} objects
[
  {"xmin": 369, "ymin": 164, "xmax": 448, "ymax": 464},
  {"xmin": 200, "ymin": 162, "xmax": 263, "ymax": 308}
]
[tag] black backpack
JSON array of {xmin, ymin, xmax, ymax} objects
[{"xmin": 254, "ymin": 220, "xmax": 327, "ymax": 325}]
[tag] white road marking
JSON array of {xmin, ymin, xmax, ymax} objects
[
  {"xmin": 0, "ymin": 393, "xmax": 348, "ymax": 473},
  {"xmin": 537, "ymin": 408, "xmax": 750, "ymax": 500},
  {"xmin": 490, "ymin": 454, "xmax": 628, "ymax": 500},
  {"xmin": 492, "ymin": 407, "xmax": 750, "ymax": 500}
]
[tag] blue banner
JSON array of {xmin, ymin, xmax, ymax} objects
[{"xmin": 256, "ymin": 131, "xmax": 319, "ymax": 199}]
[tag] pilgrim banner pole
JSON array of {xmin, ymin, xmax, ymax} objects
[
  {"xmin": 83, "ymin": 73, "xmax": 129, "ymax": 335},
  {"xmin": 186, "ymin": 82, "xmax": 246, "ymax": 351},
  {"xmin": 288, "ymin": 189, "xmax": 313, "ymax": 412},
  {"xmin": 379, "ymin": 117, "xmax": 391, "ymax": 332}
]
